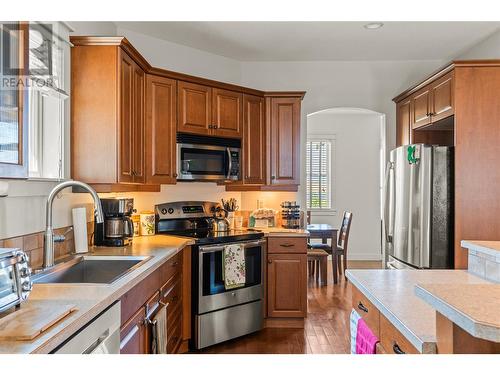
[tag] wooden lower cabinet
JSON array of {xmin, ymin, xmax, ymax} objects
[
  {"xmin": 351, "ymin": 285, "xmax": 380, "ymax": 338},
  {"xmin": 119, "ymin": 248, "xmax": 190, "ymax": 354},
  {"xmin": 266, "ymin": 237, "xmax": 307, "ymax": 319},
  {"xmin": 351, "ymin": 285, "xmax": 419, "ymax": 354},
  {"xmin": 267, "ymin": 253, "xmax": 307, "ymax": 318},
  {"xmin": 120, "ymin": 306, "xmax": 147, "ymax": 354},
  {"xmin": 379, "ymin": 314, "xmax": 419, "ymax": 354}
]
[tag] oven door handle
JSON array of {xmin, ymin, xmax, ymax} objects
[{"xmin": 199, "ymin": 239, "xmax": 266, "ymax": 253}]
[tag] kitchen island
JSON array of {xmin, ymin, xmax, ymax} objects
[{"xmin": 347, "ymin": 241, "xmax": 500, "ymax": 354}]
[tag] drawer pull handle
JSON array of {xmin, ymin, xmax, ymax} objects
[
  {"xmin": 279, "ymin": 243, "xmax": 295, "ymax": 248},
  {"xmin": 172, "ymin": 261, "xmax": 178, "ymax": 267},
  {"xmin": 357, "ymin": 302, "xmax": 368, "ymax": 313},
  {"xmin": 392, "ymin": 343, "xmax": 405, "ymax": 354}
]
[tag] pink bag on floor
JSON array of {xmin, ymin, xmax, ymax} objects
[{"xmin": 356, "ymin": 318, "xmax": 379, "ymax": 354}]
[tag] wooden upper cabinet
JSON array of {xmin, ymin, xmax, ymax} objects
[
  {"xmin": 411, "ymin": 87, "xmax": 432, "ymax": 129},
  {"xmin": 118, "ymin": 50, "xmax": 145, "ymax": 184},
  {"xmin": 242, "ymin": 94, "xmax": 265, "ymax": 184},
  {"xmin": 268, "ymin": 97, "xmax": 301, "ymax": 185},
  {"xmin": 267, "ymin": 253, "xmax": 307, "ymax": 318},
  {"xmin": 396, "ymin": 98, "xmax": 411, "ymax": 147},
  {"xmin": 177, "ymin": 81, "xmax": 211, "ymax": 136},
  {"xmin": 132, "ymin": 64, "xmax": 146, "ymax": 183},
  {"xmin": 212, "ymin": 88, "xmax": 243, "ymax": 138},
  {"xmin": 145, "ymin": 75, "xmax": 177, "ymax": 184},
  {"xmin": 430, "ymin": 71, "xmax": 454, "ymax": 122},
  {"xmin": 118, "ymin": 50, "xmax": 135, "ymax": 183}
]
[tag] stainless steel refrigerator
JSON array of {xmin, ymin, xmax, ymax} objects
[{"xmin": 383, "ymin": 144, "xmax": 454, "ymax": 269}]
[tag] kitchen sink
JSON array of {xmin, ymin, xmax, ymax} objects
[{"xmin": 32, "ymin": 255, "xmax": 151, "ymax": 284}]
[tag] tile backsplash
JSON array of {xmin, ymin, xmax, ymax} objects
[
  {"xmin": 0, "ymin": 222, "xmax": 94, "ymax": 270},
  {"xmin": 468, "ymin": 247, "xmax": 500, "ymax": 283}
]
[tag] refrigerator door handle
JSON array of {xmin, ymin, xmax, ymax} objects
[{"xmin": 383, "ymin": 161, "xmax": 394, "ymax": 243}]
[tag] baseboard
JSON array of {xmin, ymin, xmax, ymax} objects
[
  {"xmin": 264, "ymin": 317, "xmax": 305, "ymax": 328},
  {"xmin": 328, "ymin": 253, "xmax": 382, "ymax": 261}
]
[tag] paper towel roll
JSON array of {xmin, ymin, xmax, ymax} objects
[{"xmin": 72, "ymin": 207, "xmax": 88, "ymax": 253}]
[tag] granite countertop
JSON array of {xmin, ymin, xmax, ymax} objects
[
  {"xmin": 246, "ymin": 227, "xmax": 310, "ymax": 237},
  {"xmin": 415, "ymin": 283, "xmax": 500, "ymax": 343},
  {"xmin": 0, "ymin": 235, "xmax": 193, "ymax": 354},
  {"xmin": 345, "ymin": 269, "xmax": 491, "ymax": 353}
]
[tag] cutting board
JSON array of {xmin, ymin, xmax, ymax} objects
[{"xmin": 0, "ymin": 301, "xmax": 76, "ymax": 341}]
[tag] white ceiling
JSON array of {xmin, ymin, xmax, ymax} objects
[{"xmin": 114, "ymin": 21, "xmax": 500, "ymax": 61}]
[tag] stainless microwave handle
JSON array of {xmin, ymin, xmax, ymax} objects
[{"xmin": 226, "ymin": 148, "xmax": 232, "ymax": 179}]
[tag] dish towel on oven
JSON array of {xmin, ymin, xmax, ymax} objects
[
  {"xmin": 223, "ymin": 244, "xmax": 246, "ymax": 290},
  {"xmin": 356, "ymin": 318, "xmax": 379, "ymax": 354},
  {"xmin": 350, "ymin": 309, "xmax": 361, "ymax": 354}
]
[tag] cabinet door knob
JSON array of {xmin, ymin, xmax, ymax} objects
[
  {"xmin": 268, "ymin": 259, "xmax": 272, "ymax": 264},
  {"xmin": 392, "ymin": 343, "xmax": 405, "ymax": 354},
  {"xmin": 173, "ymin": 173, "xmax": 178, "ymax": 178},
  {"xmin": 357, "ymin": 301, "xmax": 369, "ymax": 313},
  {"xmin": 271, "ymin": 175, "xmax": 276, "ymax": 180}
]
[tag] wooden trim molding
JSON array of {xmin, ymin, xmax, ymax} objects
[
  {"xmin": 393, "ymin": 60, "xmax": 500, "ymax": 103},
  {"xmin": 392, "ymin": 62, "xmax": 454, "ymax": 102},
  {"xmin": 264, "ymin": 91, "xmax": 306, "ymax": 99},
  {"xmin": 70, "ymin": 36, "xmax": 267, "ymax": 97}
]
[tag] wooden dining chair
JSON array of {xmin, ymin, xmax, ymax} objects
[{"xmin": 333, "ymin": 211, "xmax": 353, "ymax": 281}]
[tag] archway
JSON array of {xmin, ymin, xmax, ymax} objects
[{"xmin": 305, "ymin": 107, "xmax": 386, "ymax": 262}]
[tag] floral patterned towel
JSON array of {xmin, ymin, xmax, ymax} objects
[{"xmin": 223, "ymin": 244, "xmax": 246, "ymax": 290}]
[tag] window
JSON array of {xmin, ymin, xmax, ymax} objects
[
  {"xmin": 27, "ymin": 22, "xmax": 70, "ymax": 180},
  {"xmin": 306, "ymin": 138, "xmax": 334, "ymax": 210}
]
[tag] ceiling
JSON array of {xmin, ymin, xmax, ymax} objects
[{"xmin": 114, "ymin": 21, "xmax": 500, "ymax": 61}]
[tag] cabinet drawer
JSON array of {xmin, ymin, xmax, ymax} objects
[
  {"xmin": 167, "ymin": 313, "xmax": 182, "ymax": 353},
  {"xmin": 162, "ymin": 253, "xmax": 182, "ymax": 283},
  {"xmin": 379, "ymin": 314, "xmax": 419, "ymax": 354},
  {"xmin": 145, "ymin": 290, "xmax": 161, "ymax": 318},
  {"xmin": 161, "ymin": 276, "xmax": 182, "ymax": 319},
  {"xmin": 268, "ymin": 237, "xmax": 307, "ymax": 254},
  {"xmin": 351, "ymin": 285, "xmax": 380, "ymax": 338}
]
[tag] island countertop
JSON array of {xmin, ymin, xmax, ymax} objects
[
  {"xmin": 346, "ymin": 269, "xmax": 492, "ymax": 353},
  {"xmin": 415, "ymin": 283, "xmax": 500, "ymax": 343},
  {"xmin": 0, "ymin": 235, "xmax": 194, "ymax": 354}
]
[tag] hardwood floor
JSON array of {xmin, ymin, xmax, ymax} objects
[{"xmin": 198, "ymin": 261, "xmax": 381, "ymax": 354}]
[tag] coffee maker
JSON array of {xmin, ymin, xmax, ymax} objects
[{"xmin": 94, "ymin": 198, "xmax": 135, "ymax": 246}]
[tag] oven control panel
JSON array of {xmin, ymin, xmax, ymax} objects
[{"xmin": 155, "ymin": 201, "xmax": 221, "ymax": 220}]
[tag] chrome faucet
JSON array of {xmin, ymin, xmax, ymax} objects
[{"xmin": 43, "ymin": 180, "xmax": 104, "ymax": 268}]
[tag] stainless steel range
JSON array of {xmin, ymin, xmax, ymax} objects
[{"xmin": 155, "ymin": 201, "xmax": 265, "ymax": 349}]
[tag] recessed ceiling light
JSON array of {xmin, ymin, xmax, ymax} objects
[{"xmin": 364, "ymin": 22, "xmax": 384, "ymax": 30}]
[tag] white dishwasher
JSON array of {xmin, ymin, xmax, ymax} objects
[{"xmin": 54, "ymin": 302, "xmax": 121, "ymax": 354}]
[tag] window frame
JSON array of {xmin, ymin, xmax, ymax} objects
[{"xmin": 306, "ymin": 135, "xmax": 336, "ymax": 214}]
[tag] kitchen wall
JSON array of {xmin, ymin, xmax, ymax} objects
[
  {"xmin": 456, "ymin": 28, "xmax": 500, "ymax": 59},
  {"xmin": 0, "ymin": 23, "xmax": 479, "ymax": 247},
  {"xmin": 239, "ymin": 59, "xmax": 445, "ymax": 211},
  {"xmin": 306, "ymin": 108, "xmax": 384, "ymax": 260},
  {"xmin": 0, "ymin": 23, "xmax": 245, "ymax": 240}
]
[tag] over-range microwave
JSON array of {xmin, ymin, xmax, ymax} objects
[{"xmin": 176, "ymin": 134, "xmax": 241, "ymax": 181}]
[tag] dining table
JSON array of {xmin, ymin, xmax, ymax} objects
[{"xmin": 306, "ymin": 224, "xmax": 340, "ymax": 283}]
